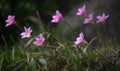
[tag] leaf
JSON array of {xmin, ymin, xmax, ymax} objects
[
  {"xmin": 7, "ymin": 59, "xmax": 24, "ymax": 68},
  {"xmin": 26, "ymin": 52, "xmax": 30, "ymax": 64},
  {"xmin": 12, "ymin": 61, "xmax": 26, "ymax": 71},
  {"xmin": 57, "ymin": 42, "xmax": 65, "ymax": 48},
  {"xmin": 12, "ymin": 47, "xmax": 15, "ymax": 62},
  {"xmin": 0, "ymin": 53, "xmax": 4, "ymax": 58},
  {"xmin": 29, "ymin": 58, "xmax": 36, "ymax": 71},
  {"xmin": 24, "ymin": 38, "xmax": 34, "ymax": 50},
  {"xmin": 46, "ymin": 33, "xmax": 51, "ymax": 39},
  {"xmin": 0, "ymin": 57, "xmax": 4, "ymax": 71},
  {"xmin": 39, "ymin": 58, "xmax": 47, "ymax": 66}
]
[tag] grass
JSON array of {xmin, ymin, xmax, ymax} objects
[{"xmin": 0, "ymin": 32, "xmax": 120, "ymax": 71}]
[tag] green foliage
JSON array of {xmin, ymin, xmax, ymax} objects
[{"xmin": 0, "ymin": 35, "xmax": 119, "ymax": 71}]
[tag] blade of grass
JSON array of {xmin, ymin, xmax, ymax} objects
[
  {"xmin": 0, "ymin": 57, "xmax": 4, "ymax": 71},
  {"xmin": 12, "ymin": 47, "xmax": 15, "ymax": 63}
]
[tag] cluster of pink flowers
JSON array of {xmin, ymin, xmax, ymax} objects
[
  {"xmin": 5, "ymin": 4, "xmax": 109, "ymax": 49},
  {"xmin": 73, "ymin": 5, "xmax": 109, "ymax": 47},
  {"xmin": 20, "ymin": 28, "xmax": 45, "ymax": 46},
  {"xmin": 20, "ymin": 27, "xmax": 45, "ymax": 46},
  {"xmin": 51, "ymin": 5, "xmax": 109, "ymax": 24},
  {"xmin": 5, "ymin": 15, "xmax": 45, "ymax": 47},
  {"xmin": 76, "ymin": 5, "xmax": 109, "ymax": 24},
  {"xmin": 50, "ymin": 4, "xmax": 109, "ymax": 47}
]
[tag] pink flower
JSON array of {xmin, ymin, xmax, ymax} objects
[
  {"xmin": 84, "ymin": 13, "xmax": 94, "ymax": 24},
  {"xmin": 76, "ymin": 5, "xmax": 86, "ymax": 16},
  {"xmin": 5, "ymin": 15, "xmax": 15, "ymax": 27},
  {"xmin": 33, "ymin": 34, "xmax": 45, "ymax": 46},
  {"xmin": 96, "ymin": 13, "xmax": 109, "ymax": 23},
  {"xmin": 74, "ymin": 32, "xmax": 86, "ymax": 46},
  {"xmin": 51, "ymin": 10, "xmax": 63, "ymax": 23},
  {"xmin": 21, "ymin": 27, "xmax": 32, "ymax": 38}
]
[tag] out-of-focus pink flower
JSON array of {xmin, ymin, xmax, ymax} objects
[
  {"xmin": 74, "ymin": 32, "xmax": 86, "ymax": 46},
  {"xmin": 33, "ymin": 34, "xmax": 45, "ymax": 46},
  {"xmin": 84, "ymin": 13, "xmax": 94, "ymax": 24},
  {"xmin": 21, "ymin": 27, "xmax": 32, "ymax": 38},
  {"xmin": 51, "ymin": 10, "xmax": 63, "ymax": 23},
  {"xmin": 5, "ymin": 15, "xmax": 15, "ymax": 27},
  {"xmin": 96, "ymin": 13, "xmax": 109, "ymax": 23},
  {"xmin": 76, "ymin": 5, "xmax": 86, "ymax": 16},
  {"xmin": 36, "ymin": 10, "xmax": 40, "ymax": 18}
]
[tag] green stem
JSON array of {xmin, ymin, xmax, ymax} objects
[
  {"xmin": 37, "ymin": 17, "xmax": 45, "ymax": 32},
  {"xmin": 16, "ymin": 23, "xmax": 23, "ymax": 31},
  {"xmin": 92, "ymin": 24, "xmax": 102, "ymax": 44},
  {"xmin": 63, "ymin": 20, "xmax": 78, "ymax": 35},
  {"xmin": 1, "ymin": 35, "xmax": 7, "ymax": 50}
]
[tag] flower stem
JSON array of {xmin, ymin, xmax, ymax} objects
[
  {"xmin": 16, "ymin": 23, "xmax": 23, "ymax": 31},
  {"xmin": 63, "ymin": 20, "xmax": 78, "ymax": 35}
]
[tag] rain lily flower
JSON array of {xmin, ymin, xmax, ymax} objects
[
  {"xmin": 21, "ymin": 27, "xmax": 32, "ymax": 38},
  {"xmin": 5, "ymin": 15, "xmax": 15, "ymax": 27},
  {"xmin": 84, "ymin": 13, "xmax": 94, "ymax": 24},
  {"xmin": 33, "ymin": 34, "xmax": 45, "ymax": 46},
  {"xmin": 96, "ymin": 13, "xmax": 109, "ymax": 23},
  {"xmin": 76, "ymin": 5, "xmax": 86, "ymax": 16},
  {"xmin": 74, "ymin": 32, "xmax": 86, "ymax": 46},
  {"xmin": 51, "ymin": 10, "xmax": 63, "ymax": 23}
]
